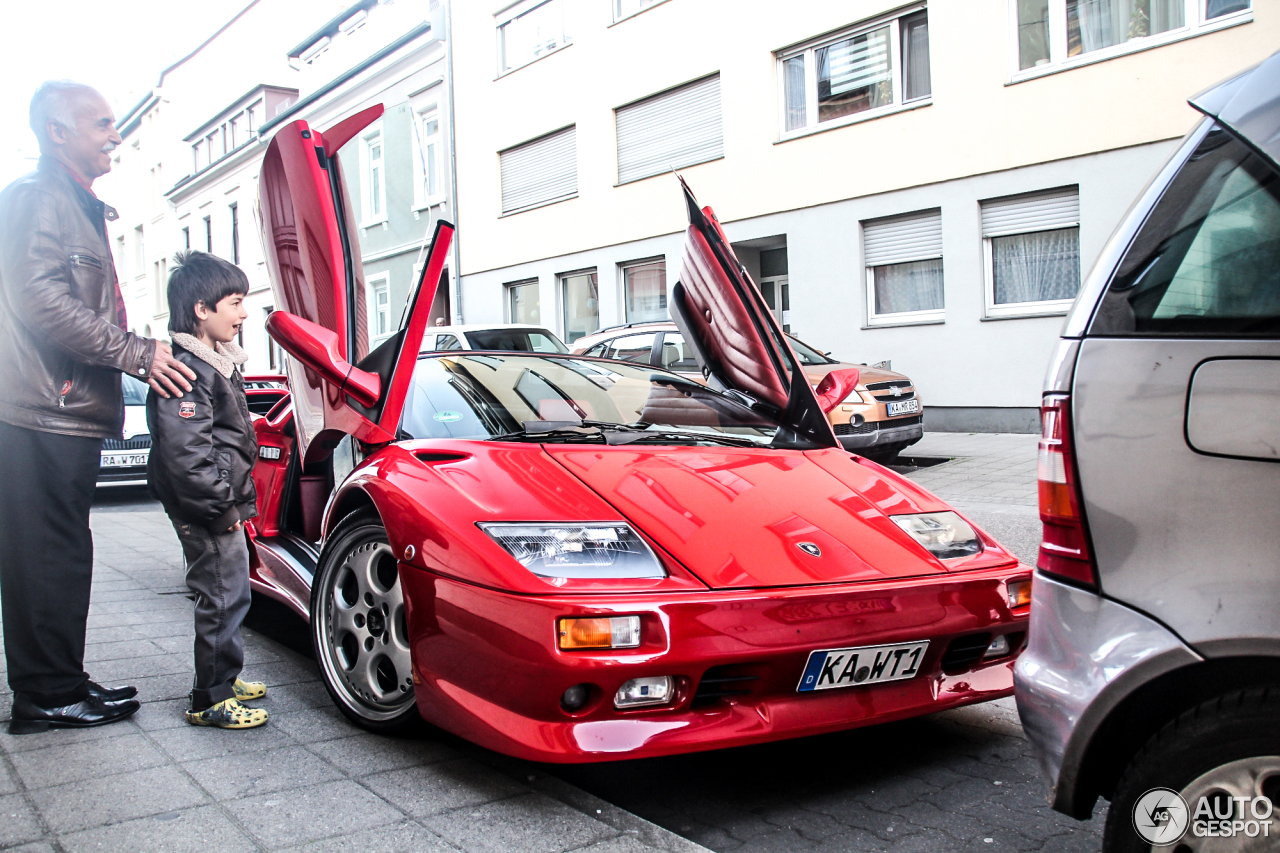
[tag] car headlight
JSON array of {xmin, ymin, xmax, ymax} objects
[
  {"xmin": 890, "ymin": 511, "xmax": 982, "ymax": 559},
  {"xmin": 479, "ymin": 522, "xmax": 666, "ymax": 579}
]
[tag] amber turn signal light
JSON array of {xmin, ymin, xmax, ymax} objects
[
  {"xmin": 1007, "ymin": 579, "xmax": 1033, "ymax": 609},
  {"xmin": 558, "ymin": 616, "xmax": 641, "ymax": 650}
]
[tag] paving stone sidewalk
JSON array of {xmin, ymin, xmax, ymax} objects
[{"xmin": 0, "ymin": 496, "xmax": 708, "ymax": 853}]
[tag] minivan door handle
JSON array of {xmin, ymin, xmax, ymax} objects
[{"xmin": 1185, "ymin": 358, "xmax": 1280, "ymax": 462}]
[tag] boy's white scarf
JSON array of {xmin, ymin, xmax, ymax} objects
[{"xmin": 170, "ymin": 333, "xmax": 248, "ymax": 379}]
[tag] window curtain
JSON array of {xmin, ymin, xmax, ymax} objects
[
  {"xmin": 874, "ymin": 259, "xmax": 944, "ymax": 314},
  {"xmin": 562, "ymin": 272, "xmax": 599, "ymax": 343},
  {"xmin": 901, "ymin": 13, "xmax": 931, "ymax": 101},
  {"xmin": 1069, "ymin": 0, "xmax": 1184, "ymax": 53},
  {"xmin": 625, "ymin": 263, "xmax": 667, "ymax": 322},
  {"xmin": 992, "ymin": 228, "xmax": 1081, "ymax": 304}
]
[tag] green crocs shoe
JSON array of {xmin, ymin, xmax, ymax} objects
[
  {"xmin": 186, "ymin": 698, "xmax": 269, "ymax": 729},
  {"xmin": 233, "ymin": 678, "xmax": 267, "ymax": 701}
]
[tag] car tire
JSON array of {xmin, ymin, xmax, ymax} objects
[
  {"xmin": 1103, "ymin": 686, "xmax": 1280, "ymax": 853},
  {"xmin": 311, "ymin": 512, "xmax": 420, "ymax": 733},
  {"xmin": 862, "ymin": 443, "xmax": 905, "ymax": 464}
]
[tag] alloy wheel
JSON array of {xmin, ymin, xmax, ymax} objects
[{"xmin": 315, "ymin": 524, "xmax": 415, "ymax": 724}]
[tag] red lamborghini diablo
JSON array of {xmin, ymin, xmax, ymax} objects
[{"xmin": 247, "ymin": 106, "xmax": 1033, "ymax": 763}]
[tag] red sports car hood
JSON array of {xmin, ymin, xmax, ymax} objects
[{"xmin": 546, "ymin": 446, "xmax": 1004, "ymax": 589}]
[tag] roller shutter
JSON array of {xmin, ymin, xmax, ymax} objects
[
  {"xmin": 616, "ymin": 75, "xmax": 722, "ymax": 185},
  {"xmin": 862, "ymin": 209, "xmax": 943, "ymax": 267},
  {"xmin": 500, "ymin": 125, "xmax": 577, "ymax": 215},
  {"xmin": 981, "ymin": 187, "xmax": 1079, "ymax": 237}
]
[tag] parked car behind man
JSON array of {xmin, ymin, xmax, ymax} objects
[
  {"xmin": 424, "ymin": 323, "xmax": 568, "ymax": 353},
  {"xmin": 572, "ymin": 321, "xmax": 923, "ymax": 461},
  {"xmin": 1014, "ymin": 53, "xmax": 1280, "ymax": 853},
  {"xmin": 97, "ymin": 374, "xmax": 151, "ymax": 486}
]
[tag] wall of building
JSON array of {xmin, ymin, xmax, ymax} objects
[{"xmin": 449, "ymin": 0, "xmax": 1274, "ymax": 276}]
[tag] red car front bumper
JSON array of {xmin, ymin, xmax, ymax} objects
[{"xmin": 401, "ymin": 561, "xmax": 1030, "ymax": 763}]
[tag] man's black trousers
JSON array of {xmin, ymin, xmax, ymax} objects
[{"xmin": 0, "ymin": 421, "xmax": 102, "ymax": 705}]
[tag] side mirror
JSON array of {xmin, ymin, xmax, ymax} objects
[
  {"xmin": 813, "ymin": 368, "xmax": 861, "ymax": 414},
  {"xmin": 265, "ymin": 311, "xmax": 381, "ymax": 408}
]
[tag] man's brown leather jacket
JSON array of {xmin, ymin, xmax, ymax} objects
[{"xmin": 0, "ymin": 158, "xmax": 155, "ymax": 439}]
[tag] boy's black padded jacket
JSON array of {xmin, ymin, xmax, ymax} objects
[{"xmin": 146, "ymin": 343, "xmax": 258, "ymax": 533}]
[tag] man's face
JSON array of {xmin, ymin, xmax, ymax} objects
[{"xmin": 48, "ymin": 91, "xmax": 121, "ymax": 182}]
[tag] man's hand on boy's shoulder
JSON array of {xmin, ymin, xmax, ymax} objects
[{"xmin": 149, "ymin": 341, "xmax": 197, "ymax": 399}]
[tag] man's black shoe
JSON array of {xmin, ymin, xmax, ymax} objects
[
  {"xmin": 7, "ymin": 693, "xmax": 140, "ymax": 734},
  {"xmin": 87, "ymin": 681, "xmax": 138, "ymax": 702}
]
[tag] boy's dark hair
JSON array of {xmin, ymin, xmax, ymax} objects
[{"xmin": 167, "ymin": 251, "xmax": 249, "ymax": 335}]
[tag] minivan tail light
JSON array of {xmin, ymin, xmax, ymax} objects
[{"xmin": 1037, "ymin": 395, "xmax": 1098, "ymax": 588}]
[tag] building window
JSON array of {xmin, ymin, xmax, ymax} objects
[
  {"xmin": 150, "ymin": 165, "xmax": 162, "ymax": 214},
  {"xmin": 265, "ymin": 306, "xmax": 283, "ymax": 371},
  {"xmin": 368, "ymin": 273, "xmax": 392, "ymax": 343},
  {"xmin": 181, "ymin": 226, "xmax": 190, "ymax": 250},
  {"xmin": 1014, "ymin": 0, "xmax": 1252, "ymax": 76},
  {"xmin": 246, "ymin": 102, "xmax": 258, "ymax": 137},
  {"xmin": 498, "ymin": 0, "xmax": 571, "ymax": 76},
  {"xmin": 193, "ymin": 141, "xmax": 204, "ymax": 173},
  {"xmin": 499, "ymin": 125, "xmax": 577, "ymax": 215},
  {"xmin": 863, "ymin": 209, "xmax": 944, "ymax": 325},
  {"xmin": 507, "ymin": 279, "xmax": 541, "ymax": 324},
  {"xmin": 153, "ymin": 258, "xmax": 167, "ymax": 314},
  {"xmin": 413, "ymin": 106, "xmax": 443, "ymax": 208},
  {"xmin": 616, "ymin": 75, "xmax": 723, "ymax": 185},
  {"xmin": 229, "ymin": 116, "xmax": 240, "ymax": 150},
  {"xmin": 621, "ymin": 259, "xmax": 667, "ymax": 322},
  {"xmin": 613, "ymin": 0, "xmax": 665, "ymax": 22},
  {"xmin": 560, "ymin": 269, "xmax": 599, "ymax": 343},
  {"xmin": 229, "ymin": 203, "xmax": 240, "ymax": 265},
  {"xmin": 360, "ymin": 127, "xmax": 386, "ymax": 225},
  {"xmin": 780, "ymin": 7, "xmax": 930, "ymax": 137},
  {"xmin": 115, "ymin": 234, "xmax": 126, "ymax": 280},
  {"xmin": 982, "ymin": 187, "xmax": 1081, "ymax": 317},
  {"xmin": 203, "ymin": 216, "xmax": 213, "ymax": 253},
  {"xmin": 134, "ymin": 225, "xmax": 145, "ymax": 276}
]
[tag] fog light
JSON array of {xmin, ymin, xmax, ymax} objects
[
  {"xmin": 614, "ymin": 676, "xmax": 673, "ymax": 709},
  {"xmin": 983, "ymin": 635, "xmax": 1011, "ymax": 659},
  {"xmin": 1007, "ymin": 579, "xmax": 1032, "ymax": 609},
  {"xmin": 558, "ymin": 616, "xmax": 641, "ymax": 650},
  {"xmin": 561, "ymin": 684, "xmax": 590, "ymax": 711}
]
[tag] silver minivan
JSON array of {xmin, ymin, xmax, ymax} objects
[{"xmin": 1014, "ymin": 54, "xmax": 1280, "ymax": 852}]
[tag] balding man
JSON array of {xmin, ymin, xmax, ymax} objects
[{"xmin": 0, "ymin": 81, "xmax": 196, "ymax": 733}]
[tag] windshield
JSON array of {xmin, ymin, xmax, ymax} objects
[
  {"xmin": 400, "ymin": 354, "xmax": 782, "ymax": 446},
  {"xmin": 786, "ymin": 334, "xmax": 837, "ymax": 365},
  {"xmin": 464, "ymin": 328, "xmax": 568, "ymax": 353},
  {"xmin": 122, "ymin": 374, "xmax": 148, "ymax": 406}
]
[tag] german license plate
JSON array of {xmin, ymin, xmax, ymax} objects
[
  {"xmin": 797, "ymin": 640, "xmax": 929, "ymax": 692},
  {"xmin": 887, "ymin": 399, "xmax": 920, "ymax": 416},
  {"xmin": 101, "ymin": 453, "xmax": 148, "ymax": 468}
]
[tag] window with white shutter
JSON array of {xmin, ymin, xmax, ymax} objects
[
  {"xmin": 616, "ymin": 75, "xmax": 722, "ymax": 185},
  {"xmin": 862, "ymin": 209, "xmax": 945, "ymax": 324},
  {"xmin": 499, "ymin": 126, "xmax": 577, "ymax": 216},
  {"xmin": 981, "ymin": 186, "xmax": 1080, "ymax": 317},
  {"xmin": 779, "ymin": 7, "xmax": 931, "ymax": 138}
]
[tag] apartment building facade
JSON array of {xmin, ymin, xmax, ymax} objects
[
  {"xmin": 449, "ymin": 0, "xmax": 1271, "ymax": 430},
  {"xmin": 98, "ymin": 0, "xmax": 449, "ymax": 373}
]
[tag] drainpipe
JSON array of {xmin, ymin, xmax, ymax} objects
[{"xmin": 444, "ymin": 0, "xmax": 463, "ymax": 323}]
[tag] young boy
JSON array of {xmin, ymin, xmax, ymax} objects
[{"xmin": 147, "ymin": 251, "xmax": 268, "ymax": 729}]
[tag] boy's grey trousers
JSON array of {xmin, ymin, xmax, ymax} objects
[{"xmin": 172, "ymin": 519, "xmax": 250, "ymax": 710}]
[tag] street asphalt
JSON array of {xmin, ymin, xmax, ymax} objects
[{"xmin": 0, "ymin": 432, "xmax": 1106, "ymax": 852}]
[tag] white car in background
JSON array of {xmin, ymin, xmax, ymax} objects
[
  {"xmin": 97, "ymin": 374, "xmax": 151, "ymax": 487},
  {"xmin": 422, "ymin": 323, "xmax": 569, "ymax": 354}
]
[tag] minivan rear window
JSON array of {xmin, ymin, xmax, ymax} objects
[{"xmin": 1090, "ymin": 125, "xmax": 1280, "ymax": 337}]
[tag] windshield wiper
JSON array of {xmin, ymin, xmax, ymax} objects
[{"xmin": 489, "ymin": 419, "xmax": 764, "ymax": 448}]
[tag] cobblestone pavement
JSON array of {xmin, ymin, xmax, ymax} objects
[
  {"xmin": 552, "ymin": 432, "xmax": 1108, "ymax": 853},
  {"xmin": 0, "ymin": 490, "xmax": 707, "ymax": 853}
]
